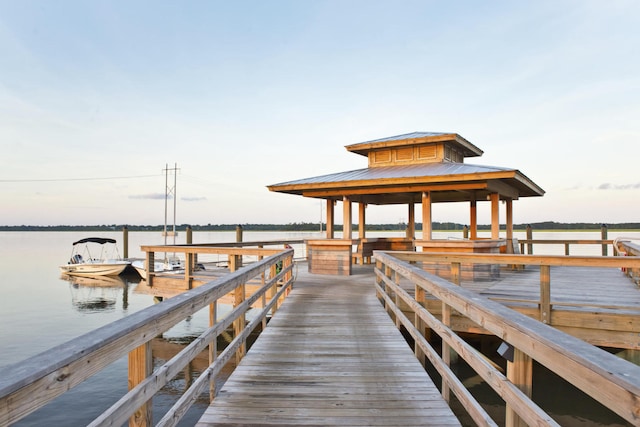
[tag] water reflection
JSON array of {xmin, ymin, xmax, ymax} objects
[{"xmin": 59, "ymin": 273, "xmax": 132, "ymax": 312}]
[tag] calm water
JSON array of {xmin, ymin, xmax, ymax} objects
[{"xmin": 0, "ymin": 230, "xmax": 637, "ymax": 426}]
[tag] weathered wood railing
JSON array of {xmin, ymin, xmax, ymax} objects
[
  {"xmin": 383, "ymin": 251, "xmax": 640, "ymax": 350},
  {"xmin": 374, "ymin": 250, "xmax": 640, "ymax": 426},
  {"xmin": 518, "ymin": 238, "xmax": 613, "ymax": 255},
  {"xmin": 0, "ymin": 247, "xmax": 294, "ymax": 427}
]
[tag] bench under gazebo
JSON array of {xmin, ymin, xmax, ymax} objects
[{"xmin": 268, "ymin": 131, "xmax": 545, "ymax": 275}]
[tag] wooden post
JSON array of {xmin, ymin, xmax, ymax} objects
[
  {"xmin": 490, "ymin": 193, "xmax": 500, "ymax": 239},
  {"xmin": 234, "ymin": 281, "xmax": 246, "ymax": 364},
  {"xmin": 470, "ymin": 199, "xmax": 477, "ymax": 240},
  {"xmin": 505, "ymin": 348, "xmax": 533, "ymax": 427},
  {"xmin": 602, "ymin": 224, "xmax": 608, "ymax": 256},
  {"xmin": 122, "ymin": 225, "xmax": 129, "ymax": 259},
  {"xmin": 186, "ymin": 225, "xmax": 196, "ymax": 269},
  {"xmin": 342, "ymin": 196, "xmax": 352, "ymax": 240},
  {"xmin": 421, "ymin": 191, "xmax": 432, "ymax": 240},
  {"xmin": 128, "ymin": 342, "xmax": 152, "ymax": 427},
  {"xmin": 235, "ymin": 225, "xmax": 243, "ymax": 268},
  {"xmin": 209, "ymin": 301, "xmax": 217, "ymax": 401},
  {"xmin": 326, "ymin": 199, "xmax": 334, "ymax": 239},
  {"xmin": 415, "ymin": 284, "xmax": 426, "ymax": 366},
  {"xmin": 526, "ymin": 225, "xmax": 533, "ymax": 254},
  {"xmin": 506, "ymin": 198, "xmax": 513, "ymax": 252},
  {"xmin": 463, "ymin": 225, "xmax": 469, "ymax": 239},
  {"xmin": 540, "ymin": 265, "xmax": 551, "ymax": 324},
  {"xmin": 185, "ymin": 252, "xmax": 193, "ymax": 289},
  {"xmin": 146, "ymin": 251, "xmax": 155, "ymax": 286},
  {"xmin": 407, "ymin": 203, "xmax": 415, "ymax": 239},
  {"xmin": 358, "ymin": 203, "xmax": 366, "ymax": 239}
]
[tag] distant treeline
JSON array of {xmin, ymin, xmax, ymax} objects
[{"xmin": 1, "ymin": 221, "xmax": 639, "ymax": 232}]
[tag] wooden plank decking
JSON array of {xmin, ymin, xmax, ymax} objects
[{"xmin": 196, "ymin": 265, "xmax": 461, "ymax": 426}]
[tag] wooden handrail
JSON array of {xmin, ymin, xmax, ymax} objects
[
  {"xmin": 0, "ymin": 248, "xmax": 294, "ymax": 426},
  {"xmin": 518, "ymin": 239, "xmax": 614, "ymax": 255},
  {"xmin": 374, "ymin": 251, "xmax": 640, "ymax": 426}
]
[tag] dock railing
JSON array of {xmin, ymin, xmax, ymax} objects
[
  {"xmin": 0, "ymin": 247, "xmax": 294, "ymax": 427},
  {"xmin": 518, "ymin": 238, "xmax": 613, "ymax": 255},
  {"xmin": 374, "ymin": 250, "xmax": 640, "ymax": 427}
]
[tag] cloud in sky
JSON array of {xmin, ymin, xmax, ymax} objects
[
  {"xmin": 129, "ymin": 193, "xmax": 167, "ymax": 200},
  {"xmin": 598, "ymin": 183, "xmax": 640, "ymax": 190}
]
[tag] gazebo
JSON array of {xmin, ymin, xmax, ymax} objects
[{"xmin": 268, "ymin": 132, "xmax": 545, "ymax": 275}]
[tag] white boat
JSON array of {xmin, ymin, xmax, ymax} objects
[
  {"xmin": 60, "ymin": 237, "xmax": 130, "ymax": 277},
  {"xmin": 131, "ymin": 258, "xmax": 183, "ymax": 279}
]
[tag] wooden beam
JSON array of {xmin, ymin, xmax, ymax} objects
[{"xmin": 302, "ymin": 182, "xmax": 488, "ymax": 198}]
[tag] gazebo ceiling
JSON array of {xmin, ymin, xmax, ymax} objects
[{"xmin": 267, "ymin": 162, "xmax": 545, "ymax": 206}]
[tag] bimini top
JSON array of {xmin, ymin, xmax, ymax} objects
[
  {"xmin": 72, "ymin": 237, "xmax": 117, "ymax": 245},
  {"xmin": 267, "ymin": 131, "xmax": 544, "ymax": 205}
]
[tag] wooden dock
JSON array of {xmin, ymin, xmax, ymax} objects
[{"xmin": 196, "ymin": 265, "xmax": 461, "ymax": 426}]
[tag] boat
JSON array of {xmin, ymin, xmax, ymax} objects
[
  {"xmin": 131, "ymin": 258, "xmax": 183, "ymax": 279},
  {"xmin": 59, "ymin": 237, "xmax": 131, "ymax": 277}
]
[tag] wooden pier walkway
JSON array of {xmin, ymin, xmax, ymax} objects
[{"xmin": 196, "ymin": 265, "xmax": 461, "ymax": 426}]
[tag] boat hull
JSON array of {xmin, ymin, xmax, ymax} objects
[{"xmin": 60, "ymin": 262, "xmax": 130, "ymax": 277}]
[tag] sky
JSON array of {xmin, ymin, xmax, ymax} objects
[{"xmin": 1, "ymin": 1, "xmax": 639, "ymax": 227}]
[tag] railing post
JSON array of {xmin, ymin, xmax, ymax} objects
[
  {"xmin": 540, "ymin": 265, "xmax": 551, "ymax": 324},
  {"xmin": 414, "ymin": 284, "xmax": 426, "ymax": 366},
  {"xmin": 128, "ymin": 342, "xmax": 152, "ymax": 427},
  {"xmin": 505, "ymin": 348, "xmax": 533, "ymax": 427},
  {"xmin": 463, "ymin": 225, "xmax": 469, "ymax": 239},
  {"xmin": 234, "ymin": 281, "xmax": 246, "ymax": 364},
  {"xmin": 565, "ymin": 243, "xmax": 570, "ymax": 256},
  {"xmin": 601, "ymin": 224, "xmax": 608, "ymax": 256},
  {"xmin": 526, "ymin": 225, "xmax": 533, "ymax": 254},
  {"xmin": 441, "ymin": 261, "xmax": 461, "ymax": 402},
  {"xmin": 209, "ymin": 301, "xmax": 217, "ymax": 402}
]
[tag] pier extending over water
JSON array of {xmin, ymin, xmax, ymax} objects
[{"xmin": 1, "ymin": 238, "xmax": 640, "ymax": 426}]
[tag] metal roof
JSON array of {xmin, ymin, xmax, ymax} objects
[
  {"xmin": 270, "ymin": 162, "xmax": 506, "ymax": 186},
  {"xmin": 345, "ymin": 131, "xmax": 484, "ymax": 158},
  {"xmin": 268, "ymin": 162, "xmax": 545, "ymax": 205},
  {"xmin": 358, "ymin": 131, "xmax": 451, "ymax": 144}
]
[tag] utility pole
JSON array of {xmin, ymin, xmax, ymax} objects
[{"xmin": 163, "ymin": 163, "xmax": 179, "ymax": 245}]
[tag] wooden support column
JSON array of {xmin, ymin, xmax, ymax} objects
[
  {"xmin": 421, "ymin": 191, "xmax": 432, "ymax": 240},
  {"xmin": 506, "ymin": 198, "xmax": 513, "ymax": 253},
  {"xmin": 343, "ymin": 195, "xmax": 352, "ymax": 240},
  {"xmin": 358, "ymin": 203, "xmax": 366, "ymax": 239},
  {"xmin": 326, "ymin": 199, "xmax": 334, "ymax": 239},
  {"xmin": 146, "ymin": 251, "xmax": 155, "ymax": 286},
  {"xmin": 128, "ymin": 342, "xmax": 152, "ymax": 427},
  {"xmin": 505, "ymin": 349, "xmax": 533, "ymax": 427},
  {"xmin": 490, "ymin": 193, "xmax": 500, "ymax": 239},
  {"xmin": 407, "ymin": 203, "xmax": 415, "ymax": 239},
  {"xmin": 470, "ymin": 199, "xmax": 477, "ymax": 240}
]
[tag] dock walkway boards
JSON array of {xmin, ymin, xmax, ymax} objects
[{"xmin": 197, "ymin": 266, "xmax": 460, "ymax": 426}]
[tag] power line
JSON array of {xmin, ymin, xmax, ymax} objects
[{"xmin": 0, "ymin": 174, "xmax": 161, "ymax": 183}]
